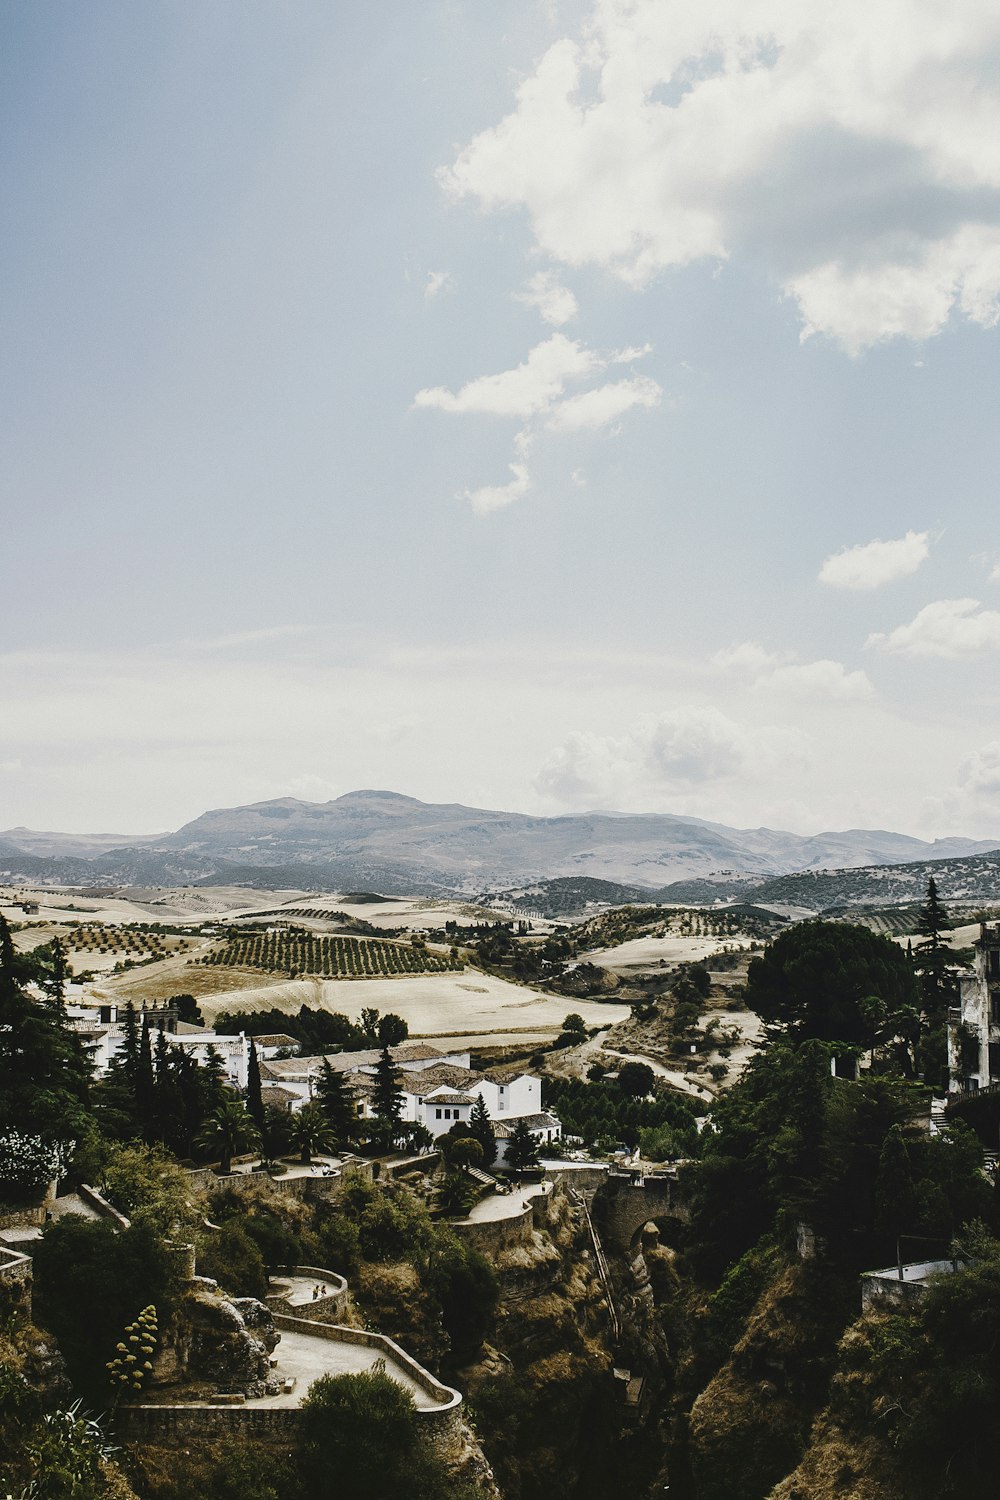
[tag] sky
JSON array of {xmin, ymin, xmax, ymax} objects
[{"xmin": 4, "ymin": 0, "xmax": 1000, "ymax": 839}]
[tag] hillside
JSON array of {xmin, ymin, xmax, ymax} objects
[{"xmin": 2, "ymin": 790, "xmax": 997, "ymax": 897}]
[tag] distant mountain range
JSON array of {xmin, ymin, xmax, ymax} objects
[{"xmin": 2, "ymin": 790, "xmax": 999, "ymax": 909}]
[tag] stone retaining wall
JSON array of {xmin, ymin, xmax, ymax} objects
[
  {"xmin": 79, "ymin": 1183, "xmax": 131, "ymax": 1228},
  {"xmin": 450, "ymin": 1187, "xmax": 551, "ymax": 1255},
  {"xmin": 120, "ymin": 1314, "xmax": 462, "ymax": 1444},
  {"xmin": 266, "ymin": 1266, "xmax": 349, "ymax": 1323},
  {"xmin": 271, "ymin": 1313, "xmax": 462, "ymax": 1414}
]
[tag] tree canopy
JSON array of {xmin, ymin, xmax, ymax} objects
[{"xmin": 745, "ymin": 919, "xmax": 919, "ymax": 1048}]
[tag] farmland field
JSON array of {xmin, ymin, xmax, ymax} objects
[{"xmin": 195, "ymin": 930, "xmax": 463, "ymax": 979}]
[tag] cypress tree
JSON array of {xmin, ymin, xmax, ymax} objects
[
  {"xmin": 915, "ymin": 877, "xmax": 954, "ymax": 1017},
  {"xmin": 372, "ymin": 1045, "xmax": 404, "ymax": 1145},
  {"xmin": 246, "ymin": 1038, "xmax": 265, "ymax": 1132},
  {"xmin": 135, "ymin": 1017, "xmax": 155, "ymax": 1133},
  {"xmin": 316, "ymin": 1059, "xmax": 356, "ymax": 1145},
  {"xmin": 504, "ymin": 1117, "xmax": 540, "ymax": 1177},
  {"xmin": 120, "ymin": 1003, "xmax": 140, "ymax": 1084},
  {"xmin": 469, "ymin": 1094, "xmax": 497, "ymax": 1169}
]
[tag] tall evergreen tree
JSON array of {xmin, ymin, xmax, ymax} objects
[
  {"xmin": 39, "ymin": 937, "xmax": 68, "ymax": 1010},
  {"xmin": 135, "ymin": 1017, "xmax": 155, "ymax": 1134},
  {"xmin": 119, "ymin": 1003, "xmax": 140, "ymax": 1085},
  {"xmin": 504, "ymin": 1117, "xmax": 540, "ymax": 1177},
  {"xmin": 915, "ymin": 877, "xmax": 955, "ymax": 1014},
  {"xmin": 468, "ymin": 1095, "xmax": 497, "ymax": 1169},
  {"xmin": 316, "ymin": 1059, "xmax": 356, "ymax": 1145},
  {"xmin": 0, "ymin": 915, "xmax": 92, "ymax": 1142},
  {"xmin": 201, "ymin": 1044, "xmax": 228, "ymax": 1103},
  {"xmin": 371, "ymin": 1045, "xmax": 404, "ymax": 1145},
  {"xmin": 246, "ymin": 1038, "xmax": 265, "ymax": 1133},
  {"xmin": 152, "ymin": 1029, "xmax": 183, "ymax": 1151}
]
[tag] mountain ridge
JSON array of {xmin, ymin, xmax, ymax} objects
[{"xmin": 2, "ymin": 790, "xmax": 999, "ymax": 897}]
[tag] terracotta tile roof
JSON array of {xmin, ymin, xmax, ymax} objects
[
  {"xmin": 401, "ymin": 1065, "xmax": 481, "ymax": 1096},
  {"xmin": 251, "ymin": 1034, "xmax": 299, "ymax": 1048},
  {"xmin": 494, "ymin": 1111, "xmax": 561, "ymax": 1138},
  {"xmin": 427, "ymin": 1092, "xmax": 475, "ymax": 1106}
]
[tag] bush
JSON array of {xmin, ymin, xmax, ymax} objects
[{"xmin": 196, "ymin": 1222, "xmax": 268, "ymax": 1298}]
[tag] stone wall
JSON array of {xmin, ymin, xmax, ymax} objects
[
  {"xmin": 120, "ymin": 1315, "xmax": 462, "ymax": 1445},
  {"xmin": 452, "ymin": 1204, "xmax": 535, "ymax": 1254},
  {"xmin": 266, "ymin": 1266, "xmax": 349, "ymax": 1323},
  {"xmin": 593, "ymin": 1170, "xmax": 687, "ymax": 1250},
  {"xmin": 271, "ymin": 1313, "xmax": 463, "ymax": 1414}
]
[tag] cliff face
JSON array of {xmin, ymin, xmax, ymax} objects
[
  {"xmin": 684, "ymin": 1261, "xmax": 855, "ymax": 1500},
  {"xmin": 461, "ymin": 1184, "xmax": 670, "ymax": 1500}
]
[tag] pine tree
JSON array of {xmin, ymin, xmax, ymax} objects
[
  {"xmin": 201, "ymin": 1045, "xmax": 228, "ymax": 1103},
  {"xmin": 119, "ymin": 1003, "xmax": 140, "ymax": 1084},
  {"xmin": 135, "ymin": 1017, "xmax": 155, "ymax": 1133},
  {"xmin": 914, "ymin": 878, "xmax": 955, "ymax": 1018},
  {"xmin": 316, "ymin": 1060, "xmax": 356, "ymax": 1145},
  {"xmin": 469, "ymin": 1095, "xmax": 497, "ymax": 1169},
  {"xmin": 371, "ymin": 1045, "xmax": 404, "ymax": 1147},
  {"xmin": 40, "ymin": 937, "xmax": 68, "ymax": 1010},
  {"xmin": 246, "ymin": 1038, "xmax": 265, "ymax": 1133},
  {"xmin": 152, "ymin": 1029, "xmax": 183, "ymax": 1151},
  {"xmin": 504, "ymin": 1117, "xmax": 540, "ymax": 1177}
]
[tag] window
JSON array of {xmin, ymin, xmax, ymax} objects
[{"xmin": 435, "ymin": 1109, "xmax": 442, "ymax": 1119}]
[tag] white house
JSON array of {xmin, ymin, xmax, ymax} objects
[{"xmin": 947, "ymin": 921, "xmax": 1000, "ymax": 1092}]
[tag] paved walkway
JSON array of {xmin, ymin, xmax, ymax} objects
[
  {"xmin": 244, "ymin": 1328, "xmax": 445, "ymax": 1410},
  {"xmin": 462, "ymin": 1181, "xmax": 550, "ymax": 1224}
]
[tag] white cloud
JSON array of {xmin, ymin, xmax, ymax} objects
[
  {"xmin": 611, "ymin": 343, "xmax": 654, "ymax": 363},
  {"xmin": 712, "ymin": 641, "xmax": 787, "ymax": 673},
  {"xmin": 413, "ymin": 333, "xmax": 597, "ymax": 418},
  {"xmin": 989, "ymin": 560, "xmax": 1000, "ymax": 583},
  {"xmin": 462, "ymin": 462, "xmax": 532, "ymax": 516},
  {"xmin": 535, "ymin": 704, "xmax": 806, "ymax": 806},
  {"xmin": 819, "ymin": 530, "xmax": 930, "ymax": 589},
  {"xmin": 514, "ymin": 271, "xmax": 578, "ymax": 325},
  {"xmin": 759, "ymin": 659, "xmax": 875, "ymax": 700},
  {"xmin": 714, "ymin": 641, "xmax": 873, "ymax": 698},
  {"xmin": 425, "ymin": 269, "xmax": 453, "ymax": 300},
  {"xmin": 960, "ymin": 741, "xmax": 1000, "ymax": 798},
  {"xmin": 867, "ymin": 597, "xmax": 1000, "ymax": 656},
  {"xmin": 414, "ymin": 332, "xmax": 662, "ymax": 509},
  {"xmin": 441, "ymin": 2, "xmax": 1000, "ymax": 351},
  {"xmin": 545, "ymin": 375, "xmax": 662, "ymax": 431}
]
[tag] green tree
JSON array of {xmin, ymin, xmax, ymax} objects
[
  {"xmin": 289, "ymin": 1102, "xmax": 336, "ymax": 1164},
  {"xmin": 135, "ymin": 1017, "xmax": 155, "ymax": 1135},
  {"xmin": 377, "ymin": 1012, "xmax": 409, "ymax": 1046},
  {"xmin": 504, "ymin": 1118, "xmax": 540, "ymax": 1177},
  {"xmin": 468, "ymin": 1095, "xmax": 497, "ymax": 1169},
  {"xmin": 745, "ymin": 920, "xmax": 919, "ymax": 1048},
  {"xmin": 0, "ymin": 915, "xmax": 93, "ymax": 1145},
  {"xmin": 617, "ymin": 1061, "xmax": 655, "ymax": 1097},
  {"xmin": 874, "ymin": 1123, "xmax": 918, "ymax": 1238},
  {"xmin": 371, "ymin": 1045, "xmax": 405, "ymax": 1144},
  {"xmin": 914, "ymin": 877, "xmax": 956, "ymax": 1019},
  {"xmin": 299, "ymin": 1368, "xmax": 457, "ymax": 1500},
  {"xmin": 315, "ymin": 1059, "xmax": 356, "ymax": 1145},
  {"xmin": 246, "ymin": 1038, "xmax": 265, "ymax": 1133},
  {"xmin": 436, "ymin": 1170, "xmax": 478, "ymax": 1217},
  {"xmin": 195, "ymin": 1100, "xmax": 260, "ymax": 1175}
]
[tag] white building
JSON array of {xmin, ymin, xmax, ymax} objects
[{"xmin": 947, "ymin": 921, "xmax": 1000, "ymax": 1092}]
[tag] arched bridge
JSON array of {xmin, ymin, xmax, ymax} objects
[{"xmin": 592, "ymin": 1169, "xmax": 689, "ymax": 1251}]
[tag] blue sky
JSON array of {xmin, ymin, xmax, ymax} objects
[{"xmin": 5, "ymin": 0, "xmax": 1000, "ymax": 838}]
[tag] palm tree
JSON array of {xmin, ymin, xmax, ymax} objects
[
  {"xmin": 289, "ymin": 1103, "xmax": 337, "ymax": 1164},
  {"xmin": 436, "ymin": 1171, "xmax": 477, "ymax": 1218},
  {"xmin": 195, "ymin": 1100, "xmax": 260, "ymax": 1175}
]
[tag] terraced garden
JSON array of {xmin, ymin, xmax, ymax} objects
[{"xmin": 194, "ymin": 931, "xmax": 463, "ymax": 979}]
